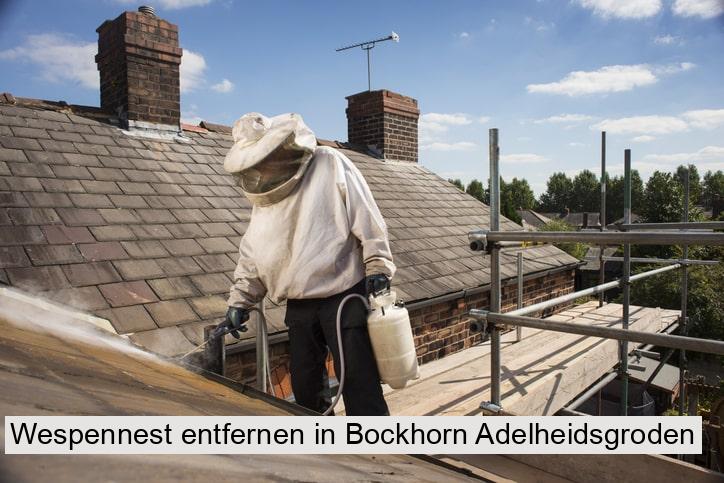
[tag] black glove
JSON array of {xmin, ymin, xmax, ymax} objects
[
  {"xmin": 213, "ymin": 307, "xmax": 250, "ymax": 339},
  {"xmin": 365, "ymin": 273, "xmax": 390, "ymax": 298}
]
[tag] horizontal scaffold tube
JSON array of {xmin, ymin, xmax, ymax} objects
[
  {"xmin": 602, "ymin": 256, "xmax": 719, "ymax": 266},
  {"xmin": 501, "ymin": 264, "xmax": 680, "ymax": 318},
  {"xmin": 483, "ymin": 230, "xmax": 724, "ymax": 246},
  {"xmin": 613, "ymin": 221, "xmax": 724, "ymax": 231},
  {"xmin": 469, "ymin": 311, "xmax": 724, "ymax": 357}
]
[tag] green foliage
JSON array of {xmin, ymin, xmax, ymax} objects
[
  {"xmin": 538, "ymin": 172, "xmax": 573, "ymax": 212},
  {"xmin": 627, "ymin": 245, "xmax": 724, "ymax": 364},
  {"xmin": 675, "ymin": 164, "xmax": 701, "ymax": 206},
  {"xmin": 448, "ymin": 178, "xmax": 464, "ymax": 191},
  {"xmin": 641, "ymin": 171, "xmax": 683, "ymax": 223},
  {"xmin": 538, "ymin": 219, "xmax": 589, "ymax": 260},
  {"xmin": 571, "ymin": 169, "xmax": 600, "ymax": 212},
  {"xmin": 465, "ymin": 179, "xmax": 486, "ymax": 202},
  {"xmin": 605, "ymin": 170, "xmax": 644, "ymax": 224},
  {"xmin": 465, "ymin": 177, "xmax": 534, "ymax": 225},
  {"xmin": 702, "ymin": 170, "xmax": 723, "ymax": 209},
  {"xmin": 506, "ymin": 177, "xmax": 536, "ymax": 211}
]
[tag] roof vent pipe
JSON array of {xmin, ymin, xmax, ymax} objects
[{"xmin": 138, "ymin": 5, "xmax": 156, "ymax": 17}]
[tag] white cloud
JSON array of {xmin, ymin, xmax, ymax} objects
[
  {"xmin": 478, "ymin": 116, "xmax": 491, "ymax": 124},
  {"xmin": 524, "ymin": 16, "xmax": 555, "ymax": 32},
  {"xmin": 458, "ymin": 32, "xmax": 470, "ymax": 39},
  {"xmin": 0, "ymin": 33, "xmax": 98, "ymax": 89},
  {"xmin": 180, "ymin": 49, "xmax": 207, "ymax": 93},
  {"xmin": 527, "ymin": 65, "xmax": 656, "ymax": 96},
  {"xmin": 576, "ymin": 0, "xmax": 662, "ymax": 19},
  {"xmin": 211, "ymin": 78, "xmax": 234, "ymax": 93},
  {"xmin": 421, "ymin": 113, "xmax": 473, "ymax": 126},
  {"xmin": 672, "ymin": 0, "xmax": 724, "ymax": 19},
  {"xmin": 642, "ymin": 146, "xmax": 724, "ymax": 168},
  {"xmin": 632, "ymin": 135, "xmax": 656, "ymax": 142},
  {"xmin": 534, "ymin": 113, "xmax": 594, "ymax": 124},
  {"xmin": 592, "ymin": 115, "xmax": 688, "ymax": 134},
  {"xmin": 682, "ymin": 109, "xmax": 724, "ymax": 129},
  {"xmin": 528, "ymin": 63, "xmax": 694, "ymax": 97},
  {"xmin": 653, "ymin": 34, "xmax": 681, "ymax": 45},
  {"xmin": 568, "ymin": 142, "xmax": 586, "ymax": 147},
  {"xmin": 500, "ymin": 153, "xmax": 549, "ymax": 164},
  {"xmin": 653, "ymin": 62, "xmax": 695, "ymax": 75},
  {"xmin": 421, "ymin": 142, "xmax": 477, "ymax": 152},
  {"xmin": 115, "ymin": 0, "xmax": 213, "ymax": 9}
]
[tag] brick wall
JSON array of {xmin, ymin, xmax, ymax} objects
[
  {"xmin": 95, "ymin": 10, "xmax": 182, "ymax": 128},
  {"xmin": 346, "ymin": 90, "xmax": 419, "ymax": 163},
  {"xmin": 225, "ymin": 268, "xmax": 576, "ymax": 396}
]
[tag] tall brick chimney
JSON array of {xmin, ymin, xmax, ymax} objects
[
  {"xmin": 346, "ymin": 89, "xmax": 419, "ymax": 163},
  {"xmin": 95, "ymin": 6, "xmax": 182, "ymax": 131}
]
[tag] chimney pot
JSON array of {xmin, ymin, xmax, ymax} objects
[
  {"xmin": 346, "ymin": 89, "xmax": 419, "ymax": 162},
  {"xmin": 138, "ymin": 5, "xmax": 156, "ymax": 17}
]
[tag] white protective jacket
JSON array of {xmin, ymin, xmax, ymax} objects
[{"xmin": 228, "ymin": 146, "xmax": 396, "ymax": 308}]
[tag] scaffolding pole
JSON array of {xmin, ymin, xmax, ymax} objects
[
  {"xmin": 488, "ymin": 128, "xmax": 502, "ymax": 410},
  {"xmin": 599, "ymin": 131, "xmax": 606, "ymax": 308},
  {"xmin": 486, "ymin": 263, "xmax": 681, "ymax": 319},
  {"xmin": 475, "ymin": 312, "xmax": 724, "ymax": 357},
  {"xmin": 470, "ymin": 230, "xmax": 724, "ymax": 246},
  {"xmin": 602, "ymin": 256, "xmax": 719, "ymax": 266},
  {"xmin": 620, "ymin": 149, "xmax": 632, "ymax": 415},
  {"xmin": 613, "ymin": 221, "xmax": 724, "ymax": 231},
  {"xmin": 679, "ymin": 169, "xmax": 690, "ymax": 416},
  {"xmin": 516, "ymin": 252, "xmax": 523, "ymax": 342}
]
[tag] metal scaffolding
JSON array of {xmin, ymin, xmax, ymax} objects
[{"xmin": 470, "ymin": 128, "xmax": 724, "ymax": 417}]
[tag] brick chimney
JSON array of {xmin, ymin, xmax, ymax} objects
[
  {"xmin": 95, "ymin": 6, "xmax": 182, "ymax": 131},
  {"xmin": 346, "ymin": 89, "xmax": 419, "ymax": 163}
]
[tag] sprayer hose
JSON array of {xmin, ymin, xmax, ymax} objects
[{"xmin": 322, "ymin": 293, "xmax": 370, "ymax": 416}]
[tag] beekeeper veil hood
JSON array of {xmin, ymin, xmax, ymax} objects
[{"xmin": 224, "ymin": 112, "xmax": 316, "ymax": 206}]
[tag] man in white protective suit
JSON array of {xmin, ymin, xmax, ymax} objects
[{"xmin": 217, "ymin": 112, "xmax": 395, "ymax": 416}]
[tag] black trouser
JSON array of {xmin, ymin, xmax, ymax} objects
[{"xmin": 285, "ymin": 279, "xmax": 389, "ymax": 416}]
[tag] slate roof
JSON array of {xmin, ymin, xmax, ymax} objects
[
  {"xmin": 516, "ymin": 209, "xmax": 552, "ymax": 229},
  {"xmin": 0, "ymin": 96, "xmax": 578, "ymax": 356}
]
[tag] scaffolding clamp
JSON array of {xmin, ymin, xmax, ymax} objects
[
  {"xmin": 479, "ymin": 401, "xmax": 503, "ymax": 415},
  {"xmin": 468, "ymin": 229, "xmax": 489, "ymax": 252}
]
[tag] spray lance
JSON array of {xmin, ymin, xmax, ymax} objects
[{"xmin": 193, "ymin": 276, "xmax": 420, "ymax": 416}]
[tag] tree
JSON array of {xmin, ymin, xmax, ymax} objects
[
  {"xmin": 538, "ymin": 219, "xmax": 588, "ymax": 260},
  {"xmin": 702, "ymin": 170, "xmax": 723, "ymax": 211},
  {"xmin": 506, "ymin": 177, "xmax": 536, "ymax": 211},
  {"xmin": 571, "ymin": 169, "xmax": 599, "ymax": 212},
  {"xmin": 628, "ymin": 244, "xmax": 724, "ymax": 364},
  {"xmin": 605, "ymin": 170, "xmax": 644, "ymax": 224},
  {"xmin": 538, "ymin": 172, "xmax": 573, "ymax": 213},
  {"xmin": 641, "ymin": 171, "xmax": 682, "ymax": 223},
  {"xmin": 675, "ymin": 164, "xmax": 701, "ymax": 207},
  {"xmin": 448, "ymin": 178, "xmax": 464, "ymax": 191},
  {"xmin": 465, "ymin": 179, "xmax": 486, "ymax": 203}
]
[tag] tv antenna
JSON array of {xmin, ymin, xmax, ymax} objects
[{"xmin": 336, "ymin": 32, "xmax": 399, "ymax": 91}]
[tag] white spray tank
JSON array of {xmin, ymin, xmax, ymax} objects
[{"xmin": 366, "ymin": 291, "xmax": 420, "ymax": 389}]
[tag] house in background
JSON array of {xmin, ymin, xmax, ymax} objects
[
  {"xmin": 0, "ymin": 6, "xmax": 579, "ymax": 395},
  {"xmin": 541, "ymin": 209, "xmax": 602, "ymax": 230},
  {"xmin": 516, "ymin": 209, "xmax": 552, "ymax": 230}
]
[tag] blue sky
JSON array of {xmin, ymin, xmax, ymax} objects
[{"xmin": 1, "ymin": 0, "xmax": 723, "ymax": 195}]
